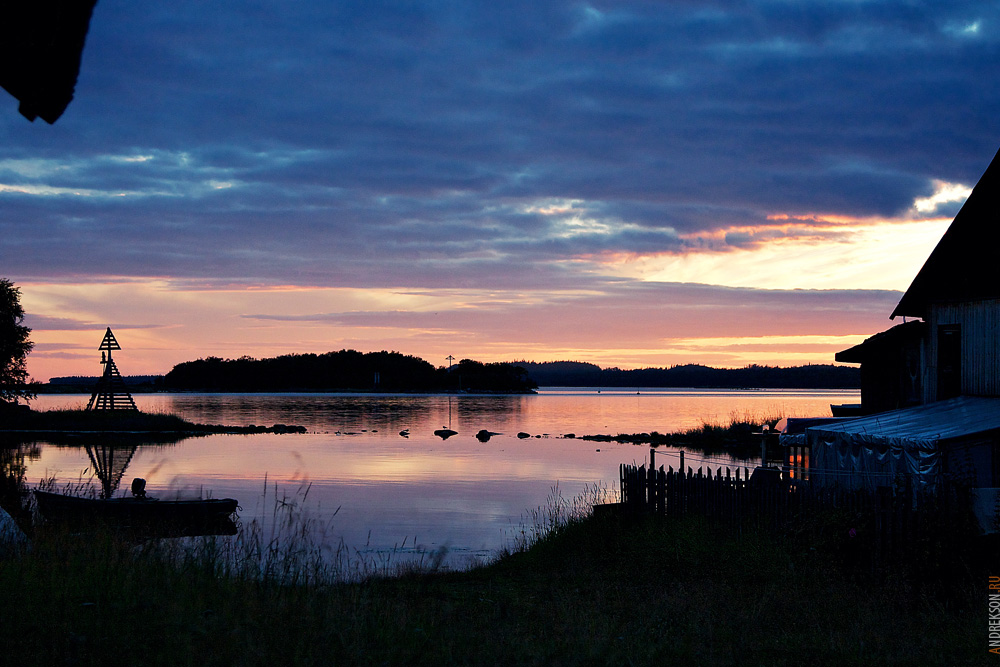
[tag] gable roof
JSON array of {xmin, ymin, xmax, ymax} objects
[
  {"xmin": 891, "ymin": 146, "xmax": 1000, "ymax": 319},
  {"xmin": 835, "ymin": 320, "xmax": 924, "ymax": 363}
]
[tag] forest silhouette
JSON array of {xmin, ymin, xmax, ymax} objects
[
  {"xmin": 163, "ymin": 351, "xmax": 537, "ymax": 393},
  {"xmin": 155, "ymin": 352, "xmax": 858, "ymax": 392}
]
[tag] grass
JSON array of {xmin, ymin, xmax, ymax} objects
[
  {"xmin": 581, "ymin": 408, "xmax": 784, "ymax": 456},
  {"xmin": 0, "ymin": 406, "xmax": 306, "ymax": 437},
  {"xmin": 0, "ymin": 480, "xmax": 989, "ymax": 666}
]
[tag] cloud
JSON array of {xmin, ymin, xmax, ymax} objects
[
  {"xmin": 18, "ymin": 276, "xmax": 904, "ymax": 381},
  {"xmin": 242, "ymin": 281, "xmax": 902, "ymax": 342},
  {"xmin": 5, "ymin": 1, "xmax": 1000, "ymax": 379},
  {"xmin": 22, "ymin": 312, "xmax": 165, "ymax": 334},
  {"xmin": 29, "ymin": 350, "xmax": 95, "ymax": 361},
  {"xmin": 22, "ymin": 315, "xmax": 97, "ymax": 331}
]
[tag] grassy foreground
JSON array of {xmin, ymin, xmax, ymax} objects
[{"xmin": 0, "ymin": 502, "xmax": 987, "ymax": 666}]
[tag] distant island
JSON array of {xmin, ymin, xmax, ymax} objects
[
  {"xmin": 515, "ymin": 361, "xmax": 859, "ymax": 389},
  {"xmin": 36, "ymin": 353, "xmax": 860, "ymax": 394},
  {"xmin": 43, "ymin": 374, "xmax": 165, "ymax": 393},
  {"xmin": 162, "ymin": 352, "xmax": 538, "ymax": 393}
]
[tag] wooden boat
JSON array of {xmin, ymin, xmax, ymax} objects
[
  {"xmin": 33, "ymin": 489, "xmax": 239, "ymax": 537},
  {"xmin": 830, "ymin": 403, "xmax": 865, "ymax": 417}
]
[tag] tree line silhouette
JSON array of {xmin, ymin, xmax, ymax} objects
[
  {"xmin": 514, "ymin": 361, "xmax": 859, "ymax": 389},
  {"xmin": 39, "ymin": 353, "xmax": 859, "ymax": 394},
  {"xmin": 163, "ymin": 351, "xmax": 537, "ymax": 393}
]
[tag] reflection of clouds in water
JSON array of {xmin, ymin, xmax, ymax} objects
[
  {"xmin": 23, "ymin": 391, "xmax": 858, "ymax": 567},
  {"xmin": 34, "ymin": 390, "xmax": 863, "ymax": 438}
]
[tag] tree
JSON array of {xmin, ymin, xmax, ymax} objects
[{"xmin": 0, "ymin": 279, "xmax": 34, "ymax": 403}]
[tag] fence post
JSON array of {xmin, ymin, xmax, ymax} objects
[
  {"xmin": 620, "ymin": 463, "xmax": 626, "ymax": 505},
  {"xmin": 646, "ymin": 464, "xmax": 655, "ymax": 512}
]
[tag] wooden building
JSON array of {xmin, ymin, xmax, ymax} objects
[
  {"xmin": 837, "ymin": 145, "xmax": 1000, "ymax": 412},
  {"xmin": 782, "ymin": 147, "xmax": 1000, "ymax": 531},
  {"xmin": 835, "ymin": 320, "xmax": 925, "ymax": 414}
]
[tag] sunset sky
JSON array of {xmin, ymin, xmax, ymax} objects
[{"xmin": 3, "ymin": 1, "xmax": 999, "ymax": 382}]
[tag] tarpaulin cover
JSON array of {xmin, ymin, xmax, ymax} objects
[
  {"xmin": 804, "ymin": 396, "xmax": 1000, "ymax": 492},
  {"xmin": 778, "ymin": 417, "xmax": 848, "ymax": 447},
  {"xmin": 971, "ymin": 488, "xmax": 1000, "ymax": 534}
]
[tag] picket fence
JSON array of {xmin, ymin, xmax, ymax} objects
[{"xmin": 614, "ymin": 461, "xmax": 944, "ymax": 563}]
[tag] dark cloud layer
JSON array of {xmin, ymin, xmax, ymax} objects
[{"xmin": 2, "ymin": 1, "xmax": 998, "ymax": 287}]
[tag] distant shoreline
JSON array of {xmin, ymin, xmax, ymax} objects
[
  {"xmin": 41, "ymin": 360, "xmax": 859, "ymax": 393},
  {"xmin": 31, "ymin": 387, "xmax": 540, "ymax": 396},
  {"xmin": 31, "ymin": 385, "xmax": 856, "ymax": 396}
]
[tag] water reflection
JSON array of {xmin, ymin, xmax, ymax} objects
[
  {"xmin": 4, "ymin": 433, "xmax": 238, "ymax": 538},
  {"xmin": 0, "ymin": 440, "xmax": 33, "ymax": 531},
  {"xmin": 84, "ymin": 441, "xmax": 137, "ymax": 499},
  {"xmin": 34, "ymin": 388, "xmax": 859, "ymax": 437},
  {"xmin": 23, "ymin": 389, "xmax": 857, "ymax": 566}
]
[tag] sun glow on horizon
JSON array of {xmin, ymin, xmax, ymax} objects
[
  {"xmin": 630, "ymin": 217, "xmax": 951, "ymax": 291},
  {"xmin": 19, "ymin": 275, "xmax": 880, "ymax": 382},
  {"xmin": 14, "ymin": 194, "xmax": 958, "ymax": 383}
]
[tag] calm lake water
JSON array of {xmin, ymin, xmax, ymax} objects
[{"xmin": 21, "ymin": 388, "xmax": 856, "ymax": 568}]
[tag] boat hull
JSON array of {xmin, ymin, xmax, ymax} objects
[{"xmin": 33, "ymin": 490, "xmax": 239, "ymax": 537}]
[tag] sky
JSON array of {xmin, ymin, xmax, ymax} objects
[{"xmin": 3, "ymin": 1, "xmax": 1000, "ymax": 382}]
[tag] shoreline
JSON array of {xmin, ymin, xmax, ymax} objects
[
  {"xmin": 30, "ymin": 387, "xmax": 540, "ymax": 396},
  {"xmin": 0, "ymin": 405, "xmax": 307, "ymax": 438}
]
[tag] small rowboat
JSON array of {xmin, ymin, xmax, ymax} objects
[{"xmin": 33, "ymin": 489, "xmax": 239, "ymax": 537}]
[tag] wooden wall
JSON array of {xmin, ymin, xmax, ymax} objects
[{"xmin": 926, "ymin": 299, "xmax": 1000, "ymax": 400}]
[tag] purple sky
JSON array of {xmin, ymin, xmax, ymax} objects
[{"xmin": 3, "ymin": 1, "xmax": 998, "ymax": 380}]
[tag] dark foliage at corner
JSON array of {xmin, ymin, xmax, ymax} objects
[{"xmin": 0, "ymin": 278, "xmax": 35, "ymax": 404}]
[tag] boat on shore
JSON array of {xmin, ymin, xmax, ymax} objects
[{"xmin": 33, "ymin": 489, "xmax": 239, "ymax": 537}]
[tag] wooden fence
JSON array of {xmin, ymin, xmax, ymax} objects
[{"xmin": 616, "ymin": 461, "xmax": 951, "ymax": 563}]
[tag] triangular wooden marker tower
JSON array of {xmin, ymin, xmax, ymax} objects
[{"xmin": 86, "ymin": 327, "xmax": 138, "ymax": 411}]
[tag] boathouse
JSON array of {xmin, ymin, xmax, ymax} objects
[
  {"xmin": 836, "ymin": 145, "xmax": 1000, "ymax": 412},
  {"xmin": 787, "ymin": 146, "xmax": 1000, "ymax": 530}
]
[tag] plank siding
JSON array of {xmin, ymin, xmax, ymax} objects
[{"xmin": 929, "ymin": 299, "xmax": 1000, "ymax": 399}]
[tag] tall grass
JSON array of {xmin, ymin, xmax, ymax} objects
[
  {"xmin": 124, "ymin": 477, "xmax": 464, "ymax": 587},
  {"xmin": 9, "ymin": 407, "xmax": 202, "ymax": 432},
  {"xmin": 501, "ymin": 481, "xmax": 614, "ymax": 556},
  {"xmin": 582, "ymin": 409, "xmax": 785, "ymax": 456},
  {"xmin": 0, "ymin": 480, "xmax": 986, "ymax": 665}
]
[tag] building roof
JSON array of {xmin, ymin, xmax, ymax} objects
[
  {"xmin": 891, "ymin": 146, "xmax": 1000, "ymax": 319},
  {"xmin": 807, "ymin": 395, "xmax": 1000, "ymax": 447},
  {"xmin": 835, "ymin": 320, "xmax": 924, "ymax": 363}
]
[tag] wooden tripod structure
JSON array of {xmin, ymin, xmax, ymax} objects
[{"xmin": 86, "ymin": 327, "xmax": 138, "ymax": 411}]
